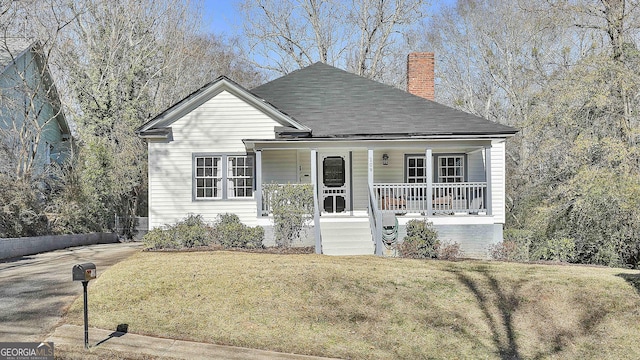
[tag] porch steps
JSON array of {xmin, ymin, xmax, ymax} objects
[{"xmin": 320, "ymin": 217, "xmax": 375, "ymax": 256}]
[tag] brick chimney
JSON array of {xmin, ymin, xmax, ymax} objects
[{"xmin": 407, "ymin": 52, "xmax": 435, "ymax": 101}]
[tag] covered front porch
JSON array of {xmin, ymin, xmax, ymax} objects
[{"xmin": 248, "ymin": 139, "xmax": 498, "ymax": 255}]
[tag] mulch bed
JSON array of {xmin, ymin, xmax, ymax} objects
[{"xmin": 143, "ymin": 244, "xmax": 315, "ymax": 255}]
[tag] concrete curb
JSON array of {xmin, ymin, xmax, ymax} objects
[
  {"xmin": 47, "ymin": 324, "xmax": 338, "ymax": 360},
  {"xmin": 0, "ymin": 233, "xmax": 118, "ymax": 260}
]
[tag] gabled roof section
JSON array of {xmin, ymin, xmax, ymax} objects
[
  {"xmin": 0, "ymin": 38, "xmax": 32, "ymax": 71},
  {"xmin": 1, "ymin": 38, "xmax": 71, "ymax": 138},
  {"xmin": 136, "ymin": 76, "xmax": 309, "ymax": 137},
  {"xmin": 251, "ymin": 62, "xmax": 518, "ymax": 138}
]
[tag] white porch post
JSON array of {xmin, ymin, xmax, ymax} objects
[
  {"xmin": 255, "ymin": 150, "xmax": 262, "ymax": 217},
  {"xmin": 367, "ymin": 149, "xmax": 374, "ymax": 188},
  {"xmin": 485, "ymin": 146, "xmax": 493, "ymax": 215},
  {"xmin": 369, "ymin": 149, "xmax": 383, "ymax": 256},
  {"xmin": 426, "ymin": 148, "xmax": 433, "ymax": 216},
  {"xmin": 311, "ymin": 149, "xmax": 322, "ymax": 254}
]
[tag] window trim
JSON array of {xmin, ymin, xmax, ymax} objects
[
  {"xmin": 192, "ymin": 153, "xmax": 255, "ymax": 201},
  {"xmin": 404, "ymin": 154, "xmax": 429, "ymax": 183},
  {"xmin": 226, "ymin": 155, "xmax": 255, "ymax": 199},
  {"xmin": 435, "ymin": 154, "xmax": 466, "ymax": 183},
  {"xmin": 193, "ymin": 154, "xmax": 223, "ymax": 200},
  {"xmin": 404, "ymin": 153, "xmax": 468, "ymax": 183}
]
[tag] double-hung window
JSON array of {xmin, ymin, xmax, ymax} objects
[
  {"xmin": 194, "ymin": 154, "xmax": 254, "ymax": 200},
  {"xmin": 227, "ymin": 156, "xmax": 254, "ymax": 198},
  {"xmin": 406, "ymin": 156, "xmax": 428, "ymax": 183},
  {"xmin": 436, "ymin": 155, "xmax": 465, "ymax": 200},
  {"xmin": 437, "ymin": 156, "xmax": 464, "ymax": 183},
  {"xmin": 195, "ymin": 156, "xmax": 222, "ymax": 199},
  {"xmin": 405, "ymin": 154, "xmax": 466, "ymax": 198}
]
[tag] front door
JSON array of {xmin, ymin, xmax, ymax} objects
[{"xmin": 319, "ymin": 153, "xmax": 350, "ymax": 213}]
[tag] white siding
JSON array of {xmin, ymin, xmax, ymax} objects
[
  {"xmin": 490, "ymin": 141, "xmax": 506, "ymax": 224},
  {"xmin": 297, "ymin": 150, "xmax": 312, "ymax": 183},
  {"xmin": 148, "ymin": 90, "xmax": 279, "ymax": 228},
  {"xmin": 351, "ymin": 149, "xmax": 369, "ymax": 210},
  {"xmin": 374, "ymin": 149, "xmax": 407, "ymax": 183},
  {"xmin": 263, "ymin": 150, "xmax": 298, "ymax": 184},
  {"xmin": 467, "ymin": 150, "xmax": 486, "ymax": 182}
]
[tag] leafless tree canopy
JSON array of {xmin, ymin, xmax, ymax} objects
[
  {"xmin": 239, "ymin": 0, "xmax": 428, "ymax": 85},
  {"xmin": 0, "ymin": 0, "xmax": 263, "ymax": 236}
]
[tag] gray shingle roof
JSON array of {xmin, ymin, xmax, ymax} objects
[{"xmin": 251, "ymin": 62, "xmax": 517, "ymax": 138}]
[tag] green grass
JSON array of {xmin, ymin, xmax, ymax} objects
[{"xmin": 64, "ymin": 251, "xmax": 640, "ymax": 359}]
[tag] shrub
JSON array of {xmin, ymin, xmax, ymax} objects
[
  {"xmin": 142, "ymin": 226, "xmax": 179, "ymax": 250},
  {"xmin": 212, "ymin": 213, "xmax": 264, "ymax": 249},
  {"xmin": 398, "ymin": 219, "xmax": 439, "ymax": 259},
  {"xmin": 490, "ymin": 229, "xmax": 531, "ymax": 262},
  {"xmin": 489, "ymin": 241, "xmax": 520, "ymax": 261},
  {"xmin": 533, "ymin": 237, "xmax": 577, "ymax": 263},
  {"xmin": 0, "ymin": 175, "xmax": 49, "ymax": 238},
  {"xmin": 437, "ymin": 241, "xmax": 464, "ymax": 260},
  {"xmin": 143, "ymin": 214, "xmax": 214, "ymax": 250},
  {"xmin": 263, "ymin": 184, "xmax": 314, "ymax": 247}
]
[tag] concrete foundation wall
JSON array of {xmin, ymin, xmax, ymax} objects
[
  {"xmin": 260, "ymin": 224, "xmax": 315, "ymax": 248},
  {"xmin": 0, "ymin": 233, "xmax": 118, "ymax": 260},
  {"xmin": 396, "ymin": 223, "xmax": 503, "ymax": 259}
]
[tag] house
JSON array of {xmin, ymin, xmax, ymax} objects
[
  {"xmin": 137, "ymin": 53, "xmax": 518, "ymax": 258},
  {"xmin": 0, "ymin": 38, "xmax": 71, "ymax": 176}
]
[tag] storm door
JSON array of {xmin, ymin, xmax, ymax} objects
[{"xmin": 319, "ymin": 153, "xmax": 350, "ymax": 213}]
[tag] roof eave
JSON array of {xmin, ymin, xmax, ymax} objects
[
  {"xmin": 137, "ymin": 127, "xmax": 174, "ymax": 142},
  {"xmin": 136, "ymin": 77, "xmax": 310, "ymax": 135},
  {"xmin": 307, "ymin": 131, "xmax": 518, "ymax": 140}
]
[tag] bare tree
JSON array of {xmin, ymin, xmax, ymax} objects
[
  {"xmin": 0, "ymin": 1, "xmax": 76, "ymax": 179},
  {"xmin": 419, "ymin": 0, "xmax": 640, "ymax": 266},
  {"xmin": 239, "ymin": 0, "xmax": 428, "ymax": 85}
]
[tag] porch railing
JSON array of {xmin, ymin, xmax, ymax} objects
[
  {"xmin": 373, "ymin": 182, "xmax": 487, "ymax": 215},
  {"xmin": 368, "ymin": 185, "xmax": 383, "ymax": 255}
]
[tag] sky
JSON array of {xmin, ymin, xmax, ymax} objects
[
  {"xmin": 200, "ymin": 0, "xmax": 456, "ymax": 37},
  {"xmin": 201, "ymin": 0, "xmax": 241, "ymax": 36}
]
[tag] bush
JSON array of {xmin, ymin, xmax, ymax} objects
[
  {"xmin": 533, "ymin": 237, "xmax": 577, "ymax": 263},
  {"xmin": 0, "ymin": 175, "xmax": 49, "ymax": 238},
  {"xmin": 437, "ymin": 241, "xmax": 464, "ymax": 260},
  {"xmin": 489, "ymin": 241, "xmax": 520, "ymax": 261},
  {"xmin": 142, "ymin": 227, "xmax": 179, "ymax": 250},
  {"xmin": 143, "ymin": 214, "xmax": 214, "ymax": 250},
  {"xmin": 489, "ymin": 229, "xmax": 532, "ymax": 262},
  {"xmin": 212, "ymin": 213, "xmax": 264, "ymax": 249},
  {"xmin": 143, "ymin": 213, "xmax": 265, "ymax": 251},
  {"xmin": 263, "ymin": 184, "xmax": 314, "ymax": 247},
  {"xmin": 398, "ymin": 219, "xmax": 439, "ymax": 259}
]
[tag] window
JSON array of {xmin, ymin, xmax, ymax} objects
[
  {"xmin": 195, "ymin": 156, "xmax": 222, "ymax": 199},
  {"xmin": 437, "ymin": 156, "xmax": 464, "ymax": 183},
  {"xmin": 227, "ymin": 156, "xmax": 254, "ymax": 198},
  {"xmin": 194, "ymin": 154, "xmax": 254, "ymax": 200},
  {"xmin": 404, "ymin": 154, "xmax": 466, "ymax": 183},
  {"xmin": 323, "ymin": 156, "xmax": 345, "ymax": 187},
  {"xmin": 406, "ymin": 156, "xmax": 428, "ymax": 183}
]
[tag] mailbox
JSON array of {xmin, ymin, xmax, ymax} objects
[{"xmin": 73, "ymin": 263, "xmax": 97, "ymax": 281}]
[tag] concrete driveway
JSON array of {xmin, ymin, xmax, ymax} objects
[{"xmin": 0, "ymin": 242, "xmax": 141, "ymax": 342}]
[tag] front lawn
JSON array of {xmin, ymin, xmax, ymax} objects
[{"xmin": 65, "ymin": 251, "xmax": 640, "ymax": 359}]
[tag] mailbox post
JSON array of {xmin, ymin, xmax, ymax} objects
[{"xmin": 72, "ymin": 263, "xmax": 96, "ymax": 349}]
